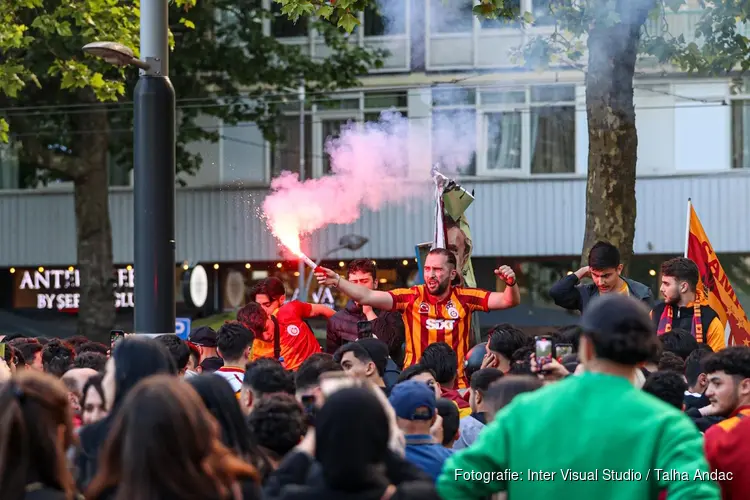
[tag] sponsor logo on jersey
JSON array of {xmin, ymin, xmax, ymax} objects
[
  {"xmin": 418, "ymin": 302, "xmax": 430, "ymax": 314},
  {"xmin": 286, "ymin": 325, "xmax": 300, "ymax": 336},
  {"xmin": 425, "ymin": 319, "xmax": 456, "ymax": 330}
]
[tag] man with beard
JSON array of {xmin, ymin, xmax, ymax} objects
[
  {"xmin": 651, "ymin": 257, "xmax": 725, "ymax": 352},
  {"xmin": 316, "ymin": 248, "xmax": 520, "ymax": 388}
]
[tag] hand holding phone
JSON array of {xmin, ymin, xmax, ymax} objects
[{"xmin": 535, "ymin": 336, "xmax": 554, "ymax": 371}]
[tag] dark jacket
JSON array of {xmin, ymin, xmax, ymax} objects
[
  {"xmin": 326, "ymin": 300, "xmax": 405, "ymax": 366},
  {"xmin": 264, "ymin": 450, "xmax": 438, "ymax": 500},
  {"xmin": 549, "ymin": 274, "xmax": 654, "ymax": 313},
  {"xmin": 75, "ymin": 414, "xmax": 113, "ymax": 491},
  {"xmin": 650, "ymin": 302, "xmax": 719, "ymax": 342}
]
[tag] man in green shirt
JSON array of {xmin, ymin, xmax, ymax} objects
[{"xmin": 437, "ymin": 294, "xmax": 721, "ymax": 500}]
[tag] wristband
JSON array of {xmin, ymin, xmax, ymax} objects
[{"xmin": 505, "ymin": 278, "xmax": 517, "ymax": 287}]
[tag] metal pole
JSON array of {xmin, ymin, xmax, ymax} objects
[
  {"xmin": 297, "ymin": 82, "xmax": 306, "ymax": 301},
  {"xmin": 133, "ymin": 0, "xmax": 176, "ymax": 334}
]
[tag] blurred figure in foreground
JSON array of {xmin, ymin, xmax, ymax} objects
[
  {"xmin": 438, "ymin": 294, "xmax": 719, "ymax": 500},
  {"xmin": 86, "ymin": 375, "xmax": 259, "ymax": 500},
  {"xmin": 0, "ymin": 371, "xmax": 80, "ymax": 499}
]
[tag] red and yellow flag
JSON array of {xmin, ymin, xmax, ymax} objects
[{"xmin": 685, "ymin": 201, "xmax": 750, "ymax": 347}]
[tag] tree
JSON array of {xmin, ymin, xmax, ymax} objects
[
  {"xmin": 275, "ymin": 0, "xmax": 750, "ymax": 271},
  {"xmin": 1, "ymin": 0, "xmax": 382, "ymax": 341}
]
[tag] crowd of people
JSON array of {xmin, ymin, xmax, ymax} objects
[{"xmin": 0, "ymin": 242, "xmax": 748, "ymax": 499}]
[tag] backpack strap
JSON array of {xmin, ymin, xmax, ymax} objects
[{"xmin": 271, "ymin": 316, "xmax": 281, "ymax": 360}]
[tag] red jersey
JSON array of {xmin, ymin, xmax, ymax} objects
[
  {"xmin": 257, "ymin": 301, "xmax": 320, "ymax": 371},
  {"xmin": 388, "ymin": 285, "xmax": 490, "ymax": 389},
  {"xmin": 704, "ymin": 406, "xmax": 750, "ymax": 500}
]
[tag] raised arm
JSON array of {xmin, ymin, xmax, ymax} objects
[
  {"xmin": 308, "ymin": 304, "xmax": 336, "ymax": 319},
  {"xmin": 487, "ymin": 265, "xmax": 521, "ymax": 310},
  {"xmin": 315, "ymin": 267, "xmax": 394, "ymax": 311}
]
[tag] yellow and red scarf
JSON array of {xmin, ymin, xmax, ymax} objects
[{"xmin": 657, "ymin": 301, "xmax": 703, "ymax": 344}]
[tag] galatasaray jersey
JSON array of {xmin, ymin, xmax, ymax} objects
[
  {"xmin": 251, "ymin": 301, "xmax": 321, "ymax": 371},
  {"xmin": 388, "ymin": 285, "xmax": 490, "ymax": 388}
]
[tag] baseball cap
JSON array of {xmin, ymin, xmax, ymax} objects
[
  {"xmin": 357, "ymin": 338, "xmax": 389, "ymax": 376},
  {"xmin": 389, "ymin": 380, "xmax": 436, "ymax": 421},
  {"xmin": 189, "ymin": 326, "xmax": 217, "ymax": 347}
]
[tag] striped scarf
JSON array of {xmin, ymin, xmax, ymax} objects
[{"xmin": 656, "ymin": 301, "xmax": 704, "ymax": 343}]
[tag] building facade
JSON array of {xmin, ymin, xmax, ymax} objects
[{"xmin": 2, "ymin": 0, "xmax": 750, "ymax": 322}]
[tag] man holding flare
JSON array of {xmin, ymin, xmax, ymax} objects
[{"xmin": 315, "ymin": 248, "xmax": 520, "ymax": 388}]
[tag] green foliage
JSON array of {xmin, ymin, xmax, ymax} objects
[{"xmin": 0, "ymin": 0, "xmax": 382, "ymax": 185}]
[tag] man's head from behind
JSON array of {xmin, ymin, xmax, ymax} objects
[
  {"xmin": 294, "ymin": 353, "xmax": 344, "ymax": 405},
  {"xmin": 419, "ymin": 342, "xmax": 458, "ymax": 389},
  {"xmin": 588, "ymin": 241, "xmax": 623, "ymax": 294},
  {"xmin": 333, "ymin": 339, "xmax": 388, "ymax": 384},
  {"xmin": 216, "ymin": 321, "xmax": 254, "ymax": 365},
  {"xmin": 487, "ymin": 324, "xmax": 530, "ymax": 373},
  {"xmin": 154, "ymin": 335, "xmax": 191, "ymax": 374},
  {"xmin": 703, "ymin": 346, "xmax": 750, "ymax": 417},
  {"xmin": 251, "ymin": 278, "xmax": 287, "ymax": 316},
  {"xmin": 246, "ymin": 393, "xmax": 306, "ymax": 465},
  {"xmin": 660, "ymin": 257, "xmax": 700, "ymax": 305},
  {"xmin": 389, "ymin": 380, "xmax": 437, "ymax": 435},
  {"xmin": 579, "ymin": 294, "xmax": 660, "ymax": 370},
  {"xmin": 659, "ymin": 329, "xmax": 699, "ymax": 361},
  {"xmin": 237, "ymin": 301, "xmax": 271, "ymax": 341},
  {"xmin": 685, "ymin": 346, "xmax": 713, "ymax": 393},
  {"xmin": 423, "ymin": 248, "xmax": 458, "ymax": 297},
  {"xmin": 347, "ymin": 259, "xmax": 377, "ymax": 290},
  {"xmin": 241, "ymin": 358, "xmax": 295, "ymax": 415},
  {"xmin": 642, "ymin": 370, "xmax": 688, "ymax": 410},
  {"xmin": 469, "ymin": 368, "xmax": 504, "ymax": 414},
  {"xmin": 42, "ymin": 339, "xmax": 75, "ymax": 377}
]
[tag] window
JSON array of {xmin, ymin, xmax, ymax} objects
[
  {"xmin": 475, "ymin": 85, "xmax": 576, "ymax": 175},
  {"xmin": 364, "ymin": 1, "xmax": 406, "ymax": 36},
  {"xmin": 479, "ymin": 0, "xmax": 521, "ymax": 29},
  {"xmin": 321, "ymin": 118, "xmax": 357, "ymax": 173},
  {"xmin": 364, "ymin": 90, "xmax": 408, "ymax": 109},
  {"xmin": 433, "ymin": 109, "xmax": 477, "ymax": 175},
  {"xmin": 0, "ymin": 142, "xmax": 20, "ymax": 189},
  {"xmin": 531, "ymin": 0, "xmax": 556, "ymax": 26},
  {"xmin": 221, "ymin": 122, "xmax": 268, "ymax": 183},
  {"xmin": 271, "ymin": 115, "xmax": 313, "ymax": 179},
  {"xmin": 271, "ymin": 1, "xmax": 308, "ymax": 37},
  {"xmin": 732, "ymin": 100, "xmax": 750, "ymax": 169},
  {"xmin": 429, "ymin": 0, "xmax": 473, "ymax": 33}
]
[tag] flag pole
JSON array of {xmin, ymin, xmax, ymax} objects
[{"xmin": 684, "ymin": 198, "xmax": 692, "ymax": 258}]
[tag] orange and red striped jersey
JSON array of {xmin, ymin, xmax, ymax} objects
[{"xmin": 388, "ymin": 285, "xmax": 490, "ymax": 389}]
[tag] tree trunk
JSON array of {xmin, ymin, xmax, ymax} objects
[
  {"xmin": 582, "ymin": 0, "xmax": 654, "ymax": 273},
  {"xmin": 73, "ymin": 108, "xmax": 115, "ymax": 343}
]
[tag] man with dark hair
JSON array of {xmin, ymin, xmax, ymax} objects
[
  {"xmin": 77, "ymin": 342, "xmax": 109, "ymax": 356},
  {"xmin": 435, "ymin": 399, "xmax": 460, "ymax": 449},
  {"xmin": 485, "ymin": 324, "xmax": 531, "ymax": 373},
  {"xmin": 244, "ymin": 278, "xmax": 334, "ymax": 370},
  {"xmin": 684, "ymin": 346, "xmax": 713, "ymax": 410},
  {"xmin": 317, "ymin": 247, "xmax": 520, "ymax": 389},
  {"xmin": 438, "ymin": 294, "xmax": 718, "ymax": 499},
  {"xmin": 294, "ymin": 352, "xmax": 343, "ymax": 404},
  {"xmin": 702, "ymin": 347, "xmax": 750, "ymax": 499},
  {"xmin": 454, "ymin": 367, "xmax": 504, "ymax": 451},
  {"xmin": 74, "ymin": 351, "xmax": 107, "ymax": 372},
  {"xmin": 333, "ymin": 339, "xmax": 389, "ymax": 394},
  {"xmin": 659, "ymin": 329, "xmax": 699, "ymax": 361},
  {"xmin": 652, "ymin": 257, "xmax": 725, "ymax": 352},
  {"xmin": 246, "ymin": 393, "xmax": 306, "ymax": 468},
  {"xmin": 643, "ymin": 371, "xmax": 688, "ymax": 410},
  {"xmin": 658, "ymin": 351, "xmax": 686, "ymax": 374},
  {"xmin": 326, "ymin": 259, "xmax": 405, "ymax": 370},
  {"xmin": 16, "ymin": 339, "xmax": 44, "ymax": 371},
  {"xmin": 154, "ymin": 335, "xmax": 191, "ymax": 375},
  {"xmin": 215, "ymin": 321, "xmax": 255, "ymax": 396},
  {"xmin": 240, "ymin": 358, "xmax": 295, "ymax": 415},
  {"xmin": 42, "ymin": 339, "xmax": 75, "ymax": 377},
  {"xmin": 420, "ymin": 342, "xmax": 470, "ymax": 417},
  {"xmin": 556, "ymin": 324, "xmax": 582, "ymax": 352},
  {"xmin": 396, "ymin": 364, "xmax": 441, "ymax": 399},
  {"xmin": 549, "ymin": 241, "xmax": 653, "ymax": 313}
]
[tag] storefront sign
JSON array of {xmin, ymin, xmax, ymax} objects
[{"xmin": 13, "ymin": 268, "xmax": 135, "ymax": 310}]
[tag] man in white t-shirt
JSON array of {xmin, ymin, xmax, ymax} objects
[{"xmin": 214, "ymin": 321, "xmax": 254, "ymax": 396}]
